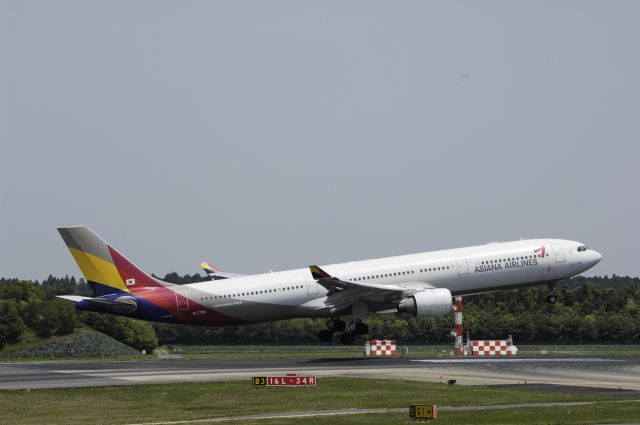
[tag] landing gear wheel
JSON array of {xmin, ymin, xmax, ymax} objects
[
  {"xmin": 354, "ymin": 321, "xmax": 369, "ymax": 335},
  {"xmin": 331, "ymin": 320, "xmax": 347, "ymax": 332},
  {"xmin": 318, "ymin": 329, "xmax": 333, "ymax": 342},
  {"xmin": 546, "ymin": 294, "xmax": 558, "ymax": 304},
  {"xmin": 339, "ymin": 332, "xmax": 356, "ymax": 345}
]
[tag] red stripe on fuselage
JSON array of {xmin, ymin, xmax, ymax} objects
[{"xmin": 108, "ymin": 246, "xmax": 247, "ymax": 326}]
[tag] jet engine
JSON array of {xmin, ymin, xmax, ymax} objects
[{"xmin": 397, "ymin": 288, "xmax": 452, "ymax": 316}]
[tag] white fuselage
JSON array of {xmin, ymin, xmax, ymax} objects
[{"xmin": 182, "ymin": 238, "xmax": 601, "ymax": 323}]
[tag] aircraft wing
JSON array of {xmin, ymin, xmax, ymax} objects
[
  {"xmin": 308, "ymin": 265, "xmax": 433, "ymax": 313},
  {"xmin": 200, "ymin": 262, "xmax": 246, "ymax": 280}
]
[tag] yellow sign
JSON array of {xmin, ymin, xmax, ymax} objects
[
  {"xmin": 409, "ymin": 404, "xmax": 438, "ymax": 420},
  {"xmin": 252, "ymin": 376, "xmax": 267, "ymax": 386}
]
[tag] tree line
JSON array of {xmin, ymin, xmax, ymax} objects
[
  {"xmin": 1, "ymin": 274, "xmax": 639, "ymax": 352},
  {"xmin": 0, "ymin": 276, "xmax": 157, "ymax": 352}
]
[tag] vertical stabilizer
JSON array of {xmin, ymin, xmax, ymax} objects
[{"xmin": 58, "ymin": 226, "xmax": 169, "ymax": 296}]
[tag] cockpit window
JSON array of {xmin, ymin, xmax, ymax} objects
[{"xmin": 577, "ymin": 245, "xmax": 588, "ymax": 252}]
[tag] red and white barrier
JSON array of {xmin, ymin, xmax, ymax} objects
[
  {"xmin": 471, "ymin": 340, "xmax": 517, "ymax": 356},
  {"xmin": 364, "ymin": 339, "xmax": 397, "ymax": 356}
]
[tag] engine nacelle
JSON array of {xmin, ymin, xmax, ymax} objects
[{"xmin": 397, "ymin": 288, "xmax": 452, "ymax": 316}]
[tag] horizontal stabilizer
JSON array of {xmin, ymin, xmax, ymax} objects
[{"xmin": 56, "ymin": 295, "xmax": 138, "ymax": 313}]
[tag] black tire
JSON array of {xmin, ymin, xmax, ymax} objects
[
  {"xmin": 354, "ymin": 322, "xmax": 369, "ymax": 335},
  {"xmin": 339, "ymin": 332, "xmax": 356, "ymax": 345},
  {"xmin": 546, "ymin": 294, "xmax": 558, "ymax": 304},
  {"xmin": 331, "ymin": 320, "xmax": 347, "ymax": 332},
  {"xmin": 318, "ymin": 329, "xmax": 333, "ymax": 342}
]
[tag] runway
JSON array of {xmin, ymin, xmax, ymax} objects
[{"xmin": 1, "ymin": 356, "xmax": 639, "ymax": 391}]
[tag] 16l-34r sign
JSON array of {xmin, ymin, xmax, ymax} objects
[{"xmin": 252, "ymin": 376, "xmax": 316, "ymax": 387}]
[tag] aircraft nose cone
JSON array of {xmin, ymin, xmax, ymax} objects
[{"xmin": 590, "ymin": 250, "xmax": 602, "ymax": 265}]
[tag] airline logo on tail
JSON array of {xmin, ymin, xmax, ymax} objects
[
  {"xmin": 201, "ymin": 262, "xmax": 223, "ymax": 278},
  {"xmin": 57, "ymin": 225, "xmax": 246, "ymax": 326}
]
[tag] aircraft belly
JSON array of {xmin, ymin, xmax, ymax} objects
[{"xmin": 212, "ymin": 300, "xmax": 297, "ymax": 323}]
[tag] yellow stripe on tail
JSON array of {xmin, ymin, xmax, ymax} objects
[{"xmin": 67, "ymin": 247, "xmax": 129, "ymax": 293}]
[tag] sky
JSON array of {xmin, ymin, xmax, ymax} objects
[{"xmin": 1, "ymin": 1, "xmax": 639, "ymax": 281}]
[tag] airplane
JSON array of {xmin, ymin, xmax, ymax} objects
[
  {"xmin": 57, "ymin": 226, "xmax": 602, "ymax": 344},
  {"xmin": 200, "ymin": 262, "xmax": 245, "ymax": 280}
]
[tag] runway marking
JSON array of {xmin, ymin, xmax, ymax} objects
[
  {"xmin": 44, "ymin": 363, "xmax": 640, "ymax": 390},
  {"xmin": 2, "ymin": 357, "xmax": 637, "ymax": 390},
  {"xmin": 124, "ymin": 400, "xmax": 640, "ymax": 425}
]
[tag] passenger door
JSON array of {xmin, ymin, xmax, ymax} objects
[
  {"xmin": 551, "ymin": 244, "xmax": 566, "ymax": 263},
  {"xmin": 175, "ymin": 290, "xmax": 190, "ymax": 311},
  {"xmin": 455, "ymin": 257, "xmax": 469, "ymax": 276},
  {"xmin": 306, "ymin": 277, "xmax": 319, "ymax": 295}
]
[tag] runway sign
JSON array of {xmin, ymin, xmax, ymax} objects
[
  {"xmin": 409, "ymin": 404, "xmax": 438, "ymax": 420},
  {"xmin": 252, "ymin": 375, "xmax": 316, "ymax": 387}
]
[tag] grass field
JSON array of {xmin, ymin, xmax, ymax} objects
[
  {"xmin": 0, "ymin": 328, "xmax": 94, "ymax": 353},
  {"xmin": 166, "ymin": 343, "xmax": 640, "ymax": 360},
  {"xmin": 0, "ymin": 328, "xmax": 146, "ymax": 362},
  {"xmin": 1, "ymin": 378, "xmax": 639, "ymax": 425},
  {"xmin": 210, "ymin": 403, "xmax": 640, "ymax": 425}
]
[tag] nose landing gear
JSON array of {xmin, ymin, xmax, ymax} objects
[{"xmin": 546, "ymin": 282, "xmax": 559, "ymax": 304}]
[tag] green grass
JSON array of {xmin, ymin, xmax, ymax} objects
[
  {"xmin": 0, "ymin": 328, "xmax": 92, "ymax": 353},
  {"xmin": 165, "ymin": 344, "xmax": 640, "ymax": 360},
  {"xmin": 214, "ymin": 402, "xmax": 640, "ymax": 425},
  {"xmin": 5, "ymin": 340, "xmax": 639, "ymax": 362},
  {"xmin": 515, "ymin": 344, "xmax": 640, "ymax": 357},
  {"xmin": 1, "ymin": 378, "xmax": 637, "ymax": 425},
  {"xmin": 166, "ymin": 344, "xmax": 421, "ymax": 360},
  {"xmin": 0, "ymin": 328, "xmax": 147, "ymax": 362}
]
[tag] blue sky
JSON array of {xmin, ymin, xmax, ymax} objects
[{"xmin": 1, "ymin": 1, "xmax": 639, "ymax": 280}]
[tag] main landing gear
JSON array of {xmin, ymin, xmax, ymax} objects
[{"xmin": 317, "ymin": 318, "xmax": 369, "ymax": 344}]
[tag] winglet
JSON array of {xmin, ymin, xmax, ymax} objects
[{"xmin": 309, "ymin": 265, "xmax": 332, "ymax": 280}]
